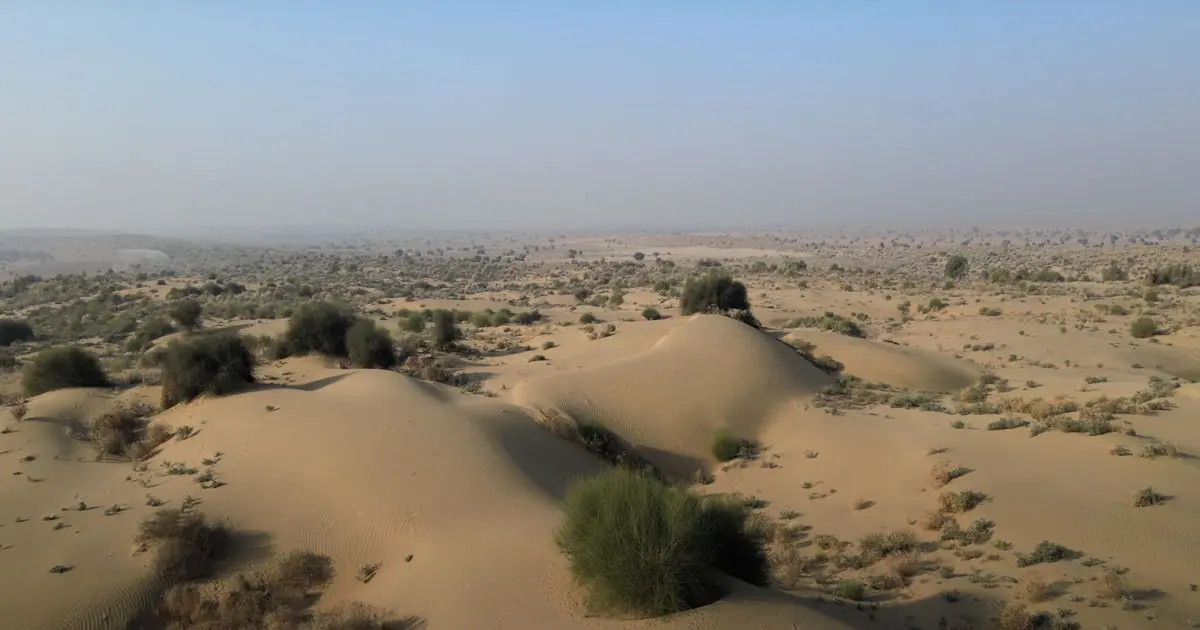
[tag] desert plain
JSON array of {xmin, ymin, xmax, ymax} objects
[{"xmin": 1, "ymin": 226, "xmax": 1199, "ymax": 630}]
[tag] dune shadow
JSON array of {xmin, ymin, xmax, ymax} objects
[
  {"xmin": 713, "ymin": 577, "xmax": 1005, "ymax": 629},
  {"xmin": 252, "ymin": 372, "xmax": 351, "ymax": 392},
  {"xmin": 495, "ymin": 416, "xmax": 607, "ymax": 503},
  {"xmin": 635, "ymin": 446, "xmax": 710, "ymax": 481}
]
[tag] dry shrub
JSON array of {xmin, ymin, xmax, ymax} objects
[
  {"xmin": 137, "ymin": 509, "xmax": 230, "ymax": 583},
  {"xmin": 159, "ymin": 551, "xmax": 338, "ymax": 629},
  {"xmin": 1096, "ymin": 568, "xmax": 1128, "ymax": 600},
  {"xmin": 89, "ymin": 403, "xmax": 156, "ymax": 459},
  {"xmin": 313, "ymin": 603, "xmax": 423, "ymax": 630},
  {"xmin": 994, "ymin": 601, "xmax": 1035, "ymax": 630},
  {"xmin": 921, "ymin": 511, "xmax": 950, "ymax": 531},
  {"xmin": 931, "ymin": 460, "xmax": 970, "ymax": 488},
  {"xmin": 1020, "ymin": 571, "xmax": 1050, "ymax": 602}
]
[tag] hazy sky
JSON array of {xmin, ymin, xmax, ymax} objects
[{"xmin": 2, "ymin": 3, "xmax": 1197, "ymax": 233}]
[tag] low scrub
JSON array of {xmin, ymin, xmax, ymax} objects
[
  {"xmin": 160, "ymin": 334, "xmax": 255, "ymax": 409},
  {"xmin": 1015, "ymin": 541, "xmax": 1077, "ymax": 567},
  {"xmin": 1129, "ymin": 317, "xmax": 1158, "ymax": 339},
  {"xmin": 787, "ymin": 312, "xmax": 864, "ymax": 338},
  {"xmin": 555, "ymin": 467, "xmax": 767, "ymax": 617},
  {"xmin": 0, "ymin": 318, "xmax": 35, "ymax": 346},
  {"xmin": 22, "ymin": 346, "xmax": 109, "ymax": 396},
  {"xmin": 711, "ymin": 427, "xmax": 751, "ymax": 462}
]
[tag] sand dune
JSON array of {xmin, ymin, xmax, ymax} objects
[
  {"xmin": 783, "ymin": 329, "xmax": 983, "ymax": 392},
  {"xmin": 1, "ymin": 361, "xmax": 853, "ymax": 629},
  {"xmin": 515, "ymin": 315, "xmax": 835, "ymax": 477}
]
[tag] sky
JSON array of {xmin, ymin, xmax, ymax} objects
[{"xmin": 1, "ymin": 2, "xmax": 1198, "ymax": 234}]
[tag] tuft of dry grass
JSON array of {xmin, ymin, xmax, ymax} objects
[
  {"xmin": 1096, "ymin": 568, "xmax": 1128, "ymax": 601},
  {"xmin": 1020, "ymin": 571, "xmax": 1051, "ymax": 602},
  {"xmin": 931, "ymin": 460, "xmax": 971, "ymax": 487},
  {"xmin": 994, "ymin": 601, "xmax": 1035, "ymax": 630}
]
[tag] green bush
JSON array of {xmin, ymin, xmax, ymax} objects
[
  {"xmin": 0, "ymin": 318, "xmax": 34, "ymax": 346},
  {"xmin": 400, "ymin": 312, "xmax": 426, "ymax": 333},
  {"xmin": 346, "ymin": 319, "xmax": 396, "ymax": 369},
  {"xmin": 711, "ymin": 428, "xmax": 748, "ymax": 462},
  {"xmin": 680, "ymin": 274, "xmax": 749, "ymax": 316},
  {"xmin": 579, "ymin": 313, "xmax": 598, "ymax": 325},
  {"xmin": 160, "ymin": 333, "xmax": 255, "ymax": 408},
  {"xmin": 432, "ymin": 310, "xmax": 461, "ymax": 350},
  {"xmin": 641, "ymin": 308, "xmax": 661, "ymax": 321},
  {"xmin": 22, "ymin": 346, "xmax": 109, "ymax": 396},
  {"xmin": 168, "ymin": 299, "xmax": 204, "ymax": 331},
  {"xmin": 556, "ymin": 468, "xmax": 766, "ymax": 617},
  {"xmin": 1129, "ymin": 317, "xmax": 1158, "ymax": 339},
  {"xmin": 491, "ymin": 309, "xmax": 513, "ymax": 326},
  {"xmin": 125, "ymin": 316, "xmax": 176, "ymax": 352},
  {"xmin": 944, "ymin": 255, "xmax": 969, "ymax": 279},
  {"xmin": 834, "ymin": 580, "xmax": 866, "ymax": 601},
  {"xmin": 514, "ymin": 310, "xmax": 543, "ymax": 325},
  {"xmin": 471, "ymin": 311, "xmax": 493, "ymax": 328},
  {"xmin": 284, "ymin": 301, "xmax": 356, "ymax": 356}
]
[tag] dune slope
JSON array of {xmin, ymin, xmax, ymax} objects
[{"xmin": 516, "ymin": 315, "xmax": 835, "ymax": 477}]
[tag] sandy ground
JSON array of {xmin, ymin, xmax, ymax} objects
[{"xmin": 2, "ymin": 237, "xmax": 1200, "ymax": 629}]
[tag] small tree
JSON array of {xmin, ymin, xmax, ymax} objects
[
  {"xmin": 944, "ymin": 255, "xmax": 969, "ymax": 280},
  {"xmin": 168, "ymin": 299, "xmax": 204, "ymax": 331},
  {"xmin": 431, "ymin": 310, "xmax": 461, "ymax": 350},
  {"xmin": 0, "ymin": 319, "xmax": 34, "ymax": 346},
  {"xmin": 679, "ymin": 274, "xmax": 750, "ymax": 316},
  {"xmin": 346, "ymin": 319, "xmax": 396, "ymax": 369},
  {"xmin": 641, "ymin": 307, "xmax": 661, "ymax": 321},
  {"xmin": 160, "ymin": 333, "xmax": 255, "ymax": 408},
  {"xmin": 22, "ymin": 346, "xmax": 109, "ymax": 396}
]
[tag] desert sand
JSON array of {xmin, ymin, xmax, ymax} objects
[{"xmin": 2, "ymin": 228, "xmax": 1199, "ymax": 629}]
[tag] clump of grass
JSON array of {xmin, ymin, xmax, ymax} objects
[
  {"xmin": 136, "ymin": 508, "xmax": 230, "ymax": 583},
  {"xmin": 1139, "ymin": 442, "xmax": 1179, "ymax": 459},
  {"xmin": 987, "ymin": 416, "xmax": 1030, "ymax": 431},
  {"xmin": 1133, "ymin": 487, "xmax": 1167, "ymax": 507},
  {"xmin": 555, "ymin": 467, "xmax": 767, "ymax": 617},
  {"xmin": 858, "ymin": 530, "xmax": 918, "ymax": 564},
  {"xmin": 710, "ymin": 427, "xmax": 752, "ymax": 462},
  {"xmin": 554, "ymin": 465, "xmax": 763, "ymax": 614},
  {"xmin": 938, "ymin": 490, "xmax": 988, "ymax": 513},
  {"xmin": 1016, "ymin": 541, "xmax": 1077, "ymax": 567}
]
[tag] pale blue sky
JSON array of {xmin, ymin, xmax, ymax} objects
[{"xmin": 1, "ymin": 3, "xmax": 1197, "ymax": 232}]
